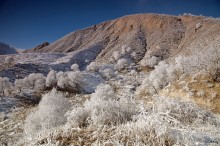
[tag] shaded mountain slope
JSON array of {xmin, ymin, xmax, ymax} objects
[{"xmin": 0, "ymin": 42, "xmax": 17, "ymax": 55}]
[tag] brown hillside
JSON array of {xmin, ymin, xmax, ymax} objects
[{"xmin": 25, "ymin": 14, "xmax": 220, "ymax": 63}]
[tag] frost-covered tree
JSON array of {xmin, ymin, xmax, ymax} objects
[
  {"xmin": 115, "ymin": 58, "xmax": 129, "ymax": 71},
  {"xmin": 67, "ymin": 71, "xmax": 82, "ymax": 89},
  {"xmin": 46, "ymin": 70, "xmax": 57, "ymax": 88},
  {"xmin": 26, "ymin": 73, "xmax": 46, "ymax": 90},
  {"xmin": 121, "ymin": 46, "xmax": 126, "ymax": 55},
  {"xmin": 86, "ymin": 62, "xmax": 98, "ymax": 72},
  {"xmin": 24, "ymin": 89, "xmax": 72, "ymax": 138},
  {"xmin": 0, "ymin": 77, "xmax": 11, "ymax": 95},
  {"xmin": 14, "ymin": 79, "xmax": 24, "ymax": 93},
  {"xmin": 71, "ymin": 63, "xmax": 79, "ymax": 71},
  {"xmin": 57, "ymin": 75, "xmax": 69, "ymax": 89}
]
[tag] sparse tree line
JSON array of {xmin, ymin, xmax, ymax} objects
[{"xmin": 0, "ymin": 63, "xmax": 83, "ymax": 96}]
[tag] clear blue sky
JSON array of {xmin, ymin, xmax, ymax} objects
[{"xmin": 0, "ymin": 0, "xmax": 220, "ymax": 49}]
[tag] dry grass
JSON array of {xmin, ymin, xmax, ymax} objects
[
  {"xmin": 0, "ymin": 107, "xmax": 30, "ymax": 145},
  {"xmin": 160, "ymin": 73, "xmax": 220, "ymax": 113}
]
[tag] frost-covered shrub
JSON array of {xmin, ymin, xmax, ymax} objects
[
  {"xmin": 46, "ymin": 70, "xmax": 57, "ymax": 88},
  {"xmin": 131, "ymin": 52, "xmax": 137, "ymax": 59},
  {"xmin": 211, "ymin": 92, "xmax": 217, "ymax": 99},
  {"xmin": 66, "ymin": 106, "xmax": 90, "ymax": 128},
  {"xmin": 57, "ymin": 75, "xmax": 69, "ymax": 89},
  {"xmin": 14, "ymin": 79, "xmax": 23, "ymax": 93},
  {"xmin": 23, "ymin": 73, "xmax": 46, "ymax": 90},
  {"xmin": 0, "ymin": 76, "xmax": 12, "ymax": 95},
  {"xmin": 66, "ymin": 84, "xmax": 138, "ymax": 127},
  {"xmin": 56, "ymin": 71, "xmax": 65, "ymax": 79},
  {"xmin": 148, "ymin": 61, "xmax": 176, "ymax": 90},
  {"xmin": 56, "ymin": 71, "xmax": 68, "ymax": 89},
  {"xmin": 138, "ymin": 61, "xmax": 179, "ymax": 95},
  {"xmin": 175, "ymin": 47, "xmax": 220, "ymax": 80},
  {"xmin": 67, "ymin": 71, "xmax": 82, "ymax": 89},
  {"xmin": 101, "ymin": 68, "xmax": 114, "ymax": 79},
  {"xmin": 121, "ymin": 46, "xmax": 126, "ymax": 55},
  {"xmin": 5, "ymin": 56, "xmax": 14, "ymax": 66},
  {"xmin": 196, "ymin": 90, "xmax": 205, "ymax": 97},
  {"xmin": 114, "ymin": 96, "xmax": 220, "ymax": 145},
  {"xmin": 71, "ymin": 63, "xmax": 79, "ymax": 71},
  {"xmin": 88, "ymin": 97, "xmax": 137, "ymax": 126},
  {"xmin": 24, "ymin": 89, "xmax": 72, "ymax": 137},
  {"xmin": 126, "ymin": 47, "xmax": 132, "ymax": 53},
  {"xmin": 195, "ymin": 22, "xmax": 202, "ymax": 29},
  {"xmin": 141, "ymin": 56, "xmax": 160, "ymax": 68},
  {"xmin": 112, "ymin": 51, "xmax": 121, "ymax": 61},
  {"xmin": 86, "ymin": 62, "xmax": 98, "ymax": 72},
  {"xmin": 130, "ymin": 69, "xmax": 138, "ymax": 76},
  {"xmin": 115, "ymin": 58, "xmax": 129, "ymax": 71}
]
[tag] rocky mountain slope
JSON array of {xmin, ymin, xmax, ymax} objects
[
  {"xmin": 0, "ymin": 42, "xmax": 17, "ymax": 55},
  {"xmin": 25, "ymin": 14, "xmax": 220, "ymax": 63}
]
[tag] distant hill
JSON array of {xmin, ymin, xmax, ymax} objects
[
  {"xmin": 25, "ymin": 14, "xmax": 220, "ymax": 64},
  {"xmin": 0, "ymin": 42, "xmax": 18, "ymax": 55}
]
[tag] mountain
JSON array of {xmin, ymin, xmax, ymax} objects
[
  {"xmin": 24, "ymin": 42, "xmax": 49, "ymax": 53},
  {"xmin": 0, "ymin": 42, "xmax": 18, "ymax": 55},
  {"xmin": 25, "ymin": 14, "xmax": 220, "ymax": 63}
]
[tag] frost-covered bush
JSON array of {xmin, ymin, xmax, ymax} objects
[
  {"xmin": 24, "ymin": 89, "xmax": 72, "ymax": 137},
  {"xmin": 121, "ymin": 46, "xmax": 126, "ymax": 55},
  {"xmin": 66, "ymin": 84, "xmax": 138, "ymax": 127},
  {"xmin": 55, "ymin": 71, "xmax": 83, "ymax": 92},
  {"xmin": 71, "ymin": 63, "xmax": 79, "ymax": 71},
  {"xmin": 196, "ymin": 90, "xmax": 205, "ymax": 97},
  {"xmin": 126, "ymin": 47, "xmax": 132, "ymax": 53},
  {"xmin": 22, "ymin": 73, "xmax": 46, "ymax": 90},
  {"xmin": 0, "ymin": 76, "xmax": 12, "ymax": 95},
  {"xmin": 175, "ymin": 47, "xmax": 220, "ymax": 80},
  {"xmin": 130, "ymin": 69, "xmax": 138, "ymax": 77},
  {"xmin": 148, "ymin": 61, "xmax": 177, "ymax": 90},
  {"xmin": 86, "ymin": 62, "xmax": 98, "ymax": 72},
  {"xmin": 57, "ymin": 75, "xmax": 69, "ymax": 89},
  {"xmin": 111, "ymin": 96, "xmax": 220, "ymax": 146},
  {"xmin": 46, "ymin": 70, "xmax": 57, "ymax": 88},
  {"xmin": 67, "ymin": 71, "xmax": 82, "ymax": 89},
  {"xmin": 5, "ymin": 56, "xmax": 14, "ymax": 66},
  {"xmin": 14, "ymin": 79, "xmax": 23, "ymax": 93},
  {"xmin": 131, "ymin": 51, "xmax": 137, "ymax": 59},
  {"xmin": 141, "ymin": 56, "xmax": 160, "ymax": 68},
  {"xmin": 101, "ymin": 68, "xmax": 114, "ymax": 79},
  {"xmin": 112, "ymin": 51, "xmax": 121, "ymax": 61},
  {"xmin": 115, "ymin": 58, "xmax": 129, "ymax": 71}
]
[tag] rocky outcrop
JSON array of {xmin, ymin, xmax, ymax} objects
[{"xmin": 24, "ymin": 42, "xmax": 49, "ymax": 53}]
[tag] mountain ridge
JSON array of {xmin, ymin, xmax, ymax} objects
[
  {"xmin": 0, "ymin": 42, "xmax": 18, "ymax": 55},
  {"xmin": 25, "ymin": 13, "xmax": 220, "ymax": 64}
]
